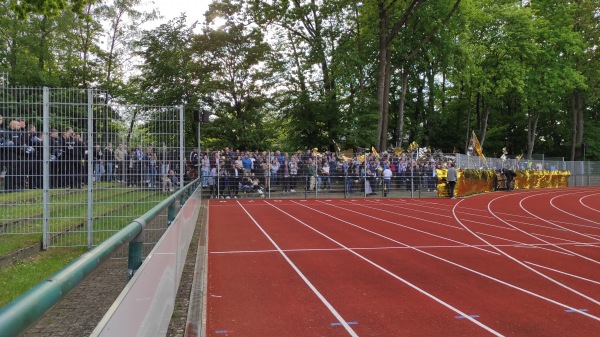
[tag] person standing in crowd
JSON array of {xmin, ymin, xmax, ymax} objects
[
  {"xmin": 145, "ymin": 145, "xmax": 157, "ymax": 188},
  {"xmin": 61, "ymin": 128, "xmax": 84, "ymax": 189},
  {"xmin": 288, "ymin": 155, "xmax": 298, "ymax": 192},
  {"xmin": 447, "ymin": 162, "xmax": 458, "ymax": 199},
  {"xmin": 104, "ymin": 143, "xmax": 114, "ymax": 182},
  {"xmin": 113, "ymin": 143, "xmax": 127, "ymax": 183},
  {"xmin": 189, "ymin": 147, "xmax": 199, "ymax": 178},
  {"xmin": 307, "ymin": 157, "xmax": 316, "ymax": 191},
  {"xmin": 93, "ymin": 144, "xmax": 104, "ymax": 183},
  {"xmin": 26, "ymin": 125, "xmax": 43, "ymax": 189},
  {"xmin": 383, "ymin": 165, "xmax": 392, "ymax": 196},
  {"xmin": 201, "ymin": 154, "xmax": 210, "ymax": 187},
  {"xmin": 0, "ymin": 116, "xmax": 6, "ymax": 181},
  {"xmin": 49, "ymin": 129, "xmax": 61, "ymax": 188},
  {"xmin": 134, "ymin": 145, "xmax": 144, "ymax": 186},
  {"xmin": 229, "ymin": 159, "xmax": 242, "ymax": 197},
  {"xmin": 242, "ymin": 153, "xmax": 253, "ymax": 175},
  {"xmin": 159, "ymin": 144, "xmax": 170, "ymax": 180},
  {"xmin": 503, "ymin": 167, "xmax": 516, "ymax": 191},
  {"xmin": 4, "ymin": 120, "xmax": 24, "ymax": 191}
]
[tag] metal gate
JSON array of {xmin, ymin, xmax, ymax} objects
[{"xmin": 0, "ymin": 87, "xmax": 184, "ymax": 249}]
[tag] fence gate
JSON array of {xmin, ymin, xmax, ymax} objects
[{"xmin": 0, "ymin": 87, "xmax": 184, "ymax": 249}]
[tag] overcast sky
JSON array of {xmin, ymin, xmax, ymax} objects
[{"xmin": 149, "ymin": 0, "xmax": 211, "ymax": 26}]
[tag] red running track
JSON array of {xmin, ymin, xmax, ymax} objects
[{"xmin": 205, "ymin": 187, "xmax": 600, "ymax": 336}]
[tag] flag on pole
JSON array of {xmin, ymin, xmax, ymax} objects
[
  {"xmin": 472, "ymin": 131, "xmax": 485, "ymax": 158},
  {"xmin": 371, "ymin": 146, "xmax": 380, "ymax": 159}
]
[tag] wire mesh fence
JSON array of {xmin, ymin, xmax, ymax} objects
[
  {"xmin": 0, "ymin": 87, "xmax": 184, "ymax": 249},
  {"xmin": 189, "ymin": 150, "xmax": 599, "ymax": 200},
  {"xmin": 1, "ymin": 87, "xmax": 599, "ymax": 248}
]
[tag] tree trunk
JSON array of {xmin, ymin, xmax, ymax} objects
[
  {"xmin": 425, "ymin": 63, "xmax": 435, "ymax": 147},
  {"xmin": 376, "ymin": 2, "xmax": 389, "ymax": 151},
  {"xmin": 570, "ymin": 89, "xmax": 584, "ymax": 161},
  {"xmin": 526, "ymin": 105, "xmax": 541, "ymax": 160},
  {"xmin": 479, "ymin": 99, "xmax": 490, "ymax": 148},
  {"xmin": 396, "ymin": 68, "xmax": 409, "ymax": 148},
  {"xmin": 379, "ymin": 49, "xmax": 392, "ymax": 151}
]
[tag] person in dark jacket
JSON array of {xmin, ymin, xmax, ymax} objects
[
  {"xmin": 4, "ymin": 120, "xmax": 25, "ymax": 191},
  {"xmin": 503, "ymin": 168, "xmax": 517, "ymax": 191}
]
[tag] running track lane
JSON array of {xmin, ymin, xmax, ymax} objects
[
  {"xmin": 275, "ymin": 199, "xmax": 600, "ymax": 335},
  {"xmin": 206, "ymin": 189, "xmax": 600, "ymax": 336}
]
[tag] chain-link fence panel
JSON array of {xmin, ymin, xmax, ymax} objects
[{"xmin": 0, "ymin": 87, "xmax": 184, "ymax": 249}]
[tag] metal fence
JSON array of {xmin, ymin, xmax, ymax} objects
[
  {"xmin": 189, "ymin": 150, "xmax": 599, "ymax": 201},
  {"xmin": 0, "ymin": 87, "xmax": 184, "ymax": 248},
  {"xmin": 453, "ymin": 153, "xmax": 599, "ymax": 187}
]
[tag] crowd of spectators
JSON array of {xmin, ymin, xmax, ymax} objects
[
  {"xmin": 0, "ymin": 115, "xmax": 182, "ymax": 192},
  {"xmin": 0, "ymin": 115, "xmax": 562, "ymax": 196},
  {"xmin": 189, "ymin": 148, "xmax": 445, "ymax": 199}
]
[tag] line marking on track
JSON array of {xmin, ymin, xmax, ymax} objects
[
  {"xmin": 580, "ymin": 194, "xmax": 600, "ymax": 213},
  {"xmin": 235, "ymin": 201, "xmax": 360, "ymax": 337},
  {"xmin": 331, "ymin": 321, "xmax": 358, "ymax": 326},
  {"xmin": 268, "ymin": 201, "xmax": 506, "ymax": 336},
  {"xmin": 288, "ymin": 198, "xmax": 600, "ymax": 323},
  {"xmin": 551, "ymin": 193, "xmax": 600, "ymax": 225},
  {"xmin": 209, "ymin": 241, "xmax": 599, "ymax": 255},
  {"xmin": 476, "ymin": 232, "xmax": 574, "ymax": 256},
  {"xmin": 321, "ymin": 201, "xmax": 498, "ymax": 255},
  {"xmin": 455, "ymin": 315, "xmax": 480, "ymax": 319},
  {"xmin": 565, "ymin": 309, "xmax": 589, "ymax": 313},
  {"xmin": 453, "ymin": 196, "xmax": 600, "ymax": 311},
  {"xmin": 215, "ymin": 329, "xmax": 234, "ymax": 334},
  {"xmin": 345, "ymin": 201, "xmax": 462, "ymax": 228},
  {"xmin": 517, "ymin": 193, "xmax": 600, "ymax": 261},
  {"xmin": 524, "ymin": 262, "xmax": 600, "ymax": 285}
]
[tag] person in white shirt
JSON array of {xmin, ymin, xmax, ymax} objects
[{"xmin": 383, "ymin": 166, "xmax": 393, "ymax": 196}]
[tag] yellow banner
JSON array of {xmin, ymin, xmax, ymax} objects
[{"xmin": 436, "ymin": 169, "xmax": 571, "ymax": 197}]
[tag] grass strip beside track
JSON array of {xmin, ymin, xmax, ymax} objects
[
  {"xmin": 0, "ymin": 190, "xmax": 170, "ymax": 307},
  {"xmin": 0, "ymin": 247, "xmax": 85, "ymax": 307},
  {"xmin": 0, "ymin": 187, "xmax": 142, "ymax": 227},
  {"xmin": 0, "ymin": 189, "xmax": 163, "ymax": 255}
]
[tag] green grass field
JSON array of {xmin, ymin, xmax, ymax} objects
[{"xmin": 0, "ymin": 185, "xmax": 172, "ymax": 307}]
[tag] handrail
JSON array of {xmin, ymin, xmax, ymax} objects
[{"xmin": 0, "ymin": 179, "xmax": 201, "ymax": 337}]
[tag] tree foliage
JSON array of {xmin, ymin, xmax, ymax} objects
[{"xmin": 1, "ymin": 0, "xmax": 599, "ymax": 160}]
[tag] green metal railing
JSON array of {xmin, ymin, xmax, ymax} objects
[{"xmin": 0, "ymin": 179, "xmax": 201, "ymax": 337}]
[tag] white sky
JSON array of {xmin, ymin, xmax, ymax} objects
[{"xmin": 148, "ymin": 0, "xmax": 211, "ymax": 26}]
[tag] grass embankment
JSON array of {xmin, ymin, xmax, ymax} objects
[{"xmin": 0, "ymin": 185, "xmax": 169, "ymax": 307}]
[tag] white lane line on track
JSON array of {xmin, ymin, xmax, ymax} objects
[
  {"xmin": 517, "ymin": 193, "xmax": 600, "ymax": 263},
  {"xmin": 235, "ymin": 201, "xmax": 360, "ymax": 337},
  {"xmin": 475, "ymin": 232, "xmax": 574, "ymax": 256},
  {"xmin": 351, "ymin": 201, "xmax": 463, "ymax": 229},
  {"xmin": 531, "ymin": 233, "xmax": 581, "ymax": 243},
  {"xmin": 453, "ymin": 195, "xmax": 600, "ymax": 309},
  {"xmin": 209, "ymin": 241, "xmax": 600, "ymax": 255},
  {"xmin": 284, "ymin": 200, "xmax": 600, "ymax": 324},
  {"xmin": 460, "ymin": 219, "xmax": 517, "ymax": 231},
  {"xmin": 362, "ymin": 199, "xmax": 455, "ymax": 219},
  {"xmin": 330, "ymin": 201, "xmax": 498, "ymax": 255},
  {"xmin": 524, "ymin": 261, "xmax": 600, "ymax": 285},
  {"xmin": 580, "ymin": 194, "xmax": 600, "ymax": 213},
  {"xmin": 550, "ymin": 193, "xmax": 600, "ymax": 225},
  {"xmin": 266, "ymin": 201, "xmax": 505, "ymax": 337}
]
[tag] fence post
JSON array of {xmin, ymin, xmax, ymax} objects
[
  {"xmin": 127, "ymin": 218, "xmax": 145, "ymax": 280},
  {"xmin": 167, "ymin": 202, "xmax": 176, "ymax": 226},
  {"xmin": 179, "ymin": 105, "xmax": 185, "ymax": 192},
  {"xmin": 42, "ymin": 87, "xmax": 50, "ymax": 250},
  {"xmin": 87, "ymin": 89, "xmax": 95, "ymax": 249}
]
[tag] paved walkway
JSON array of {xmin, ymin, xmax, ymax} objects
[{"xmin": 22, "ymin": 215, "xmax": 202, "ymax": 337}]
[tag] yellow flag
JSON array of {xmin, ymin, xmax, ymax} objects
[
  {"xmin": 371, "ymin": 146, "xmax": 380, "ymax": 159},
  {"xmin": 472, "ymin": 131, "xmax": 485, "ymax": 158}
]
